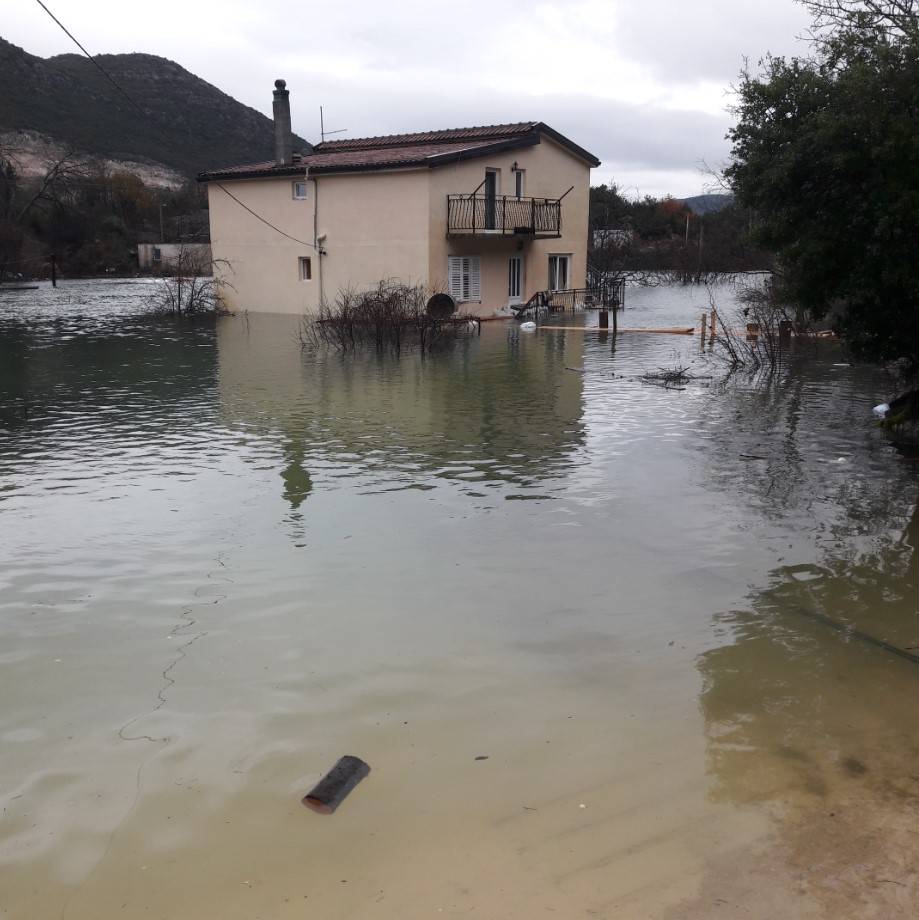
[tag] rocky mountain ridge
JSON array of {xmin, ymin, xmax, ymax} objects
[{"xmin": 0, "ymin": 37, "xmax": 311, "ymax": 182}]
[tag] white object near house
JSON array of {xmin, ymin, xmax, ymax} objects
[
  {"xmin": 137, "ymin": 243, "xmax": 212, "ymax": 272},
  {"xmin": 873, "ymin": 403, "xmax": 890, "ymax": 418},
  {"xmin": 197, "ymin": 80, "xmax": 600, "ymax": 317},
  {"xmin": 519, "ymin": 321, "xmax": 537, "ymax": 332}
]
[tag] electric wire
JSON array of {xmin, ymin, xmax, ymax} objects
[
  {"xmin": 215, "ymin": 183, "xmax": 316, "ymax": 249},
  {"xmin": 29, "ymin": 0, "xmax": 315, "ymax": 251},
  {"xmin": 32, "ymin": 0, "xmax": 146, "ymax": 113}
]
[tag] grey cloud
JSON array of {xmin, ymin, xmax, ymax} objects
[{"xmin": 4, "ymin": 0, "xmax": 807, "ymax": 195}]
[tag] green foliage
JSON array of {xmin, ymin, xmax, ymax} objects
[
  {"xmin": 727, "ymin": 4, "xmax": 919, "ymax": 369},
  {"xmin": 588, "ymin": 184, "xmax": 770, "ymax": 281}
]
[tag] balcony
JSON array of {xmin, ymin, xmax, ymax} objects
[{"xmin": 447, "ymin": 194, "xmax": 561, "ymax": 238}]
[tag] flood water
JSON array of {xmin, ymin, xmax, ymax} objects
[{"xmin": 2, "ymin": 280, "xmax": 918, "ymax": 919}]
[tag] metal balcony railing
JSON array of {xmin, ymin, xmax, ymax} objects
[
  {"xmin": 512, "ymin": 280, "xmax": 626, "ymax": 316},
  {"xmin": 447, "ymin": 194, "xmax": 562, "ymax": 238}
]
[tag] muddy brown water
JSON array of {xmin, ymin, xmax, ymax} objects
[{"xmin": 1, "ymin": 280, "xmax": 918, "ymax": 919}]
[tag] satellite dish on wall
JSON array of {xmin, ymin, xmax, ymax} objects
[{"xmin": 426, "ymin": 293, "xmax": 456, "ymax": 318}]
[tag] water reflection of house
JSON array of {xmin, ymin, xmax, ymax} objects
[
  {"xmin": 215, "ymin": 314, "xmax": 587, "ymax": 511},
  {"xmin": 198, "ymin": 81, "xmax": 599, "ymax": 317}
]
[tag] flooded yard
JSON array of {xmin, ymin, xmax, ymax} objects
[{"xmin": 1, "ymin": 280, "xmax": 918, "ymax": 919}]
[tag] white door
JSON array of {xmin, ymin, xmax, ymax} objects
[{"xmin": 508, "ymin": 255, "xmax": 523, "ymax": 304}]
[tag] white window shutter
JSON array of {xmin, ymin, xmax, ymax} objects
[
  {"xmin": 448, "ymin": 256, "xmax": 480, "ymax": 302},
  {"xmin": 469, "ymin": 257, "xmax": 481, "ymax": 301},
  {"xmin": 448, "ymin": 257, "xmax": 462, "ymax": 300}
]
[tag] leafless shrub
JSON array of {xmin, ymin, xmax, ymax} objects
[
  {"xmin": 709, "ymin": 278, "xmax": 798, "ymax": 376},
  {"xmin": 299, "ymin": 281, "xmax": 480, "ymax": 353},
  {"xmin": 640, "ymin": 352, "xmax": 714, "ymax": 389},
  {"xmin": 146, "ymin": 247, "xmax": 232, "ymax": 316}
]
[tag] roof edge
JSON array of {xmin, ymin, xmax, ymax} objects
[
  {"xmin": 535, "ymin": 123, "xmax": 601, "ymax": 167},
  {"xmin": 197, "ymin": 123, "xmax": 599, "ymax": 183},
  {"xmin": 197, "ymin": 136, "xmax": 541, "ymax": 182},
  {"xmin": 313, "ymin": 122, "xmax": 537, "ymax": 152},
  {"xmin": 197, "ymin": 164, "xmax": 305, "ymax": 183}
]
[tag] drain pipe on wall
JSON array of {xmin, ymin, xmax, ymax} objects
[{"xmin": 311, "ymin": 173, "xmax": 325, "ymax": 306}]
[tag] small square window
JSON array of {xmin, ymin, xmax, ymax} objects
[
  {"xmin": 293, "ymin": 181, "xmax": 308, "ymax": 200},
  {"xmin": 299, "ymin": 257, "xmax": 312, "ymax": 281}
]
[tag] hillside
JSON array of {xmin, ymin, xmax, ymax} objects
[
  {"xmin": 0, "ymin": 37, "xmax": 311, "ymax": 179},
  {"xmin": 680, "ymin": 193, "xmax": 733, "ymax": 216}
]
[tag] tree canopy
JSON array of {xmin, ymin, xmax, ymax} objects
[{"xmin": 726, "ymin": 0, "xmax": 919, "ymax": 369}]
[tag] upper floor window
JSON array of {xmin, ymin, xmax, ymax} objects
[
  {"xmin": 292, "ymin": 181, "xmax": 308, "ymax": 200},
  {"xmin": 299, "ymin": 257, "xmax": 312, "ymax": 281}
]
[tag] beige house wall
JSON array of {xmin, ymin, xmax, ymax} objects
[
  {"xmin": 207, "ymin": 178, "xmax": 315, "ymax": 314},
  {"xmin": 206, "ymin": 134, "xmax": 591, "ymax": 316},
  {"xmin": 316, "ymin": 169, "xmax": 431, "ymax": 302},
  {"xmin": 428, "ymin": 135, "xmax": 592, "ymax": 316}
]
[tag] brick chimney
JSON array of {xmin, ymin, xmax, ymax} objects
[{"xmin": 273, "ymin": 79, "xmax": 293, "ymax": 166}]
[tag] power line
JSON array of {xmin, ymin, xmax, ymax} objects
[
  {"xmin": 215, "ymin": 183, "xmax": 317, "ymax": 249},
  {"xmin": 31, "ymin": 0, "xmax": 314, "ymax": 251},
  {"xmin": 32, "ymin": 0, "xmax": 145, "ymax": 113}
]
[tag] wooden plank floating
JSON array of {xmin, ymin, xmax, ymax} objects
[
  {"xmin": 536, "ymin": 325, "xmax": 696, "ymax": 335},
  {"xmin": 302, "ymin": 755, "xmax": 371, "ymax": 815}
]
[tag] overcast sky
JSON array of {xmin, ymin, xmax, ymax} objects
[{"xmin": 6, "ymin": 0, "xmax": 813, "ymax": 197}]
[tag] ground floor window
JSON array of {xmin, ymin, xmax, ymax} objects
[
  {"xmin": 299, "ymin": 257, "xmax": 312, "ymax": 281},
  {"xmin": 448, "ymin": 255, "xmax": 481, "ymax": 302},
  {"xmin": 548, "ymin": 254, "xmax": 570, "ymax": 292},
  {"xmin": 508, "ymin": 255, "xmax": 523, "ymax": 302}
]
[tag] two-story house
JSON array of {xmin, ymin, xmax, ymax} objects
[{"xmin": 198, "ymin": 81, "xmax": 600, "ymax": 316}]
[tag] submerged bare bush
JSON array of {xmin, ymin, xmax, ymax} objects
[
  {"xmin": 299, "ymin": 281, "xmax": 480, "ymax": 353},
  {"xmin": 147, "ymin": 247, "xmax": 231, "ymax": 316},
  {"xmin": 709, "ymin": 278, "xmax": 800, "ymax": 376}
]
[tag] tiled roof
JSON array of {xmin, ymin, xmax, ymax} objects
[
  {"xmin": 314, "ymin": 123, "xmax": 537, "ymax": 151},
  {"xmin": 198, "ymin": 122, "xmax": 599, "ymax": 182}
]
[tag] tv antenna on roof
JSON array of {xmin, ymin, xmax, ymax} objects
[{"xmin": 320, "ymin": 106, "xmax": 347, "ymax": 143}]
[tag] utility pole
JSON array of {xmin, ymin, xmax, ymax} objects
[
  {"xmin": 159, "ymin": 203, "xmax": 165, "ymax": 242},
  {"xmin": 685, "ymin": 213, "xmax": 690, "ymax": 247},
  {"xmin": 51, "ymin": 253, "xmax": 57, "ymax": 288}
]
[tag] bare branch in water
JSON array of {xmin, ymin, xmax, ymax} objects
[{"xmin": 299, "ymin": 281, "xmax": 480, "ymax": 354}]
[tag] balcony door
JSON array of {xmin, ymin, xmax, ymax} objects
[
  {"xmin": 548, "ymin": 254, "xmax": 570, "ymax": 292},
  {"xmin": 508, "ymin": 255, "xmax": 523, "ymax": 304},
  {"xmin": 484, "ymin": 169, "xmax": 498, "ymax": 231}
]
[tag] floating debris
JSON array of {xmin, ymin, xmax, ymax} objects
[{"xmin": 302, "ymin": 755, "xmax": 370, "ymax": 815}]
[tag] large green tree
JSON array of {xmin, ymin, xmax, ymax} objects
[{"xmin": 726, "ymin": 1, "xmax": 919, "ymax": 370}]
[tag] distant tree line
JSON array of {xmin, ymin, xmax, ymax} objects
[
  {"xmin": 0, "ymin": 145, "xmax": 207, "ymax": 282},
  {"xmin": 588, "ymin": 184, "xmax": 773, "ymax": 286}
]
